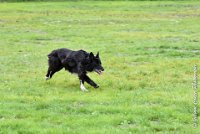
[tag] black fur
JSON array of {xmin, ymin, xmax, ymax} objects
[{"xmin": 46, "ymin": 48, "xmax": 104, "ymax": 89}]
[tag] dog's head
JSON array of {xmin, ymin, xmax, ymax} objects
[{"xmin": 86, "ymin": 52, "xmax": 104, "ymax": 75}]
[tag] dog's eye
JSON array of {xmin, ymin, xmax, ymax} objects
[{"xmin": 96, "ymin": 59, "xmax": 101, "ymax": 64}]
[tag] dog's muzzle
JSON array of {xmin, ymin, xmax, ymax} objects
[{"xmin": 95, "ymin": 69, "xmax": 103, "ymax": 75}]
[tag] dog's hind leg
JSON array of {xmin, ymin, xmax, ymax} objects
[
  {"xmin": 46, "ymin": 70, "xmax": 54, "ymax": 80},
  {"xmin": 46, "ymin": 70, "xmax": 52, "ymax": 80},
  {"xmin": 46, "ymin": 56, "xmax": 63, "ymax": 80},
  {"xmin": 46, "ymin": 66, "xmax": 63, "ymax": 80}
]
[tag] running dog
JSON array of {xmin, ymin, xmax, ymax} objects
[{"xmin": 46, "ymin": 48, "xmax": 104, "ymax": 91}]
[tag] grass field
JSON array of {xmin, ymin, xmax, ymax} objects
[{"xmin": 0, "ymin": 1, "xmax": 200, "ymax": 133}]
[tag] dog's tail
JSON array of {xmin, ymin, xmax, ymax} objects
[{"xmin": 47, "ymin": 50, "xmax": 58, "ymax": 58}]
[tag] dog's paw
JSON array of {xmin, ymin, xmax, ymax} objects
[
  {"xmin": 80, "ymin": 84, "xmax": 88, "ymax": 92},
  {"xmin": 94, "ymin": 85, "xmax": 99, "ymax": 89},
  {"xmin": 82, "ymin": 89, "xmax": 89, "ymax": 92},
  {"xmin": 45, "ymin": 76, "xmax": 50, "ymax": 80}
]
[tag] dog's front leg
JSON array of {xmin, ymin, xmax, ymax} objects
[
  {"xmin": 84, "ymin": 75, "xmax": 99, "ymax": 88},
  {"xmin": 80, "ymin": 80, "xmax": 88, "ymax": 92},
  {"xmin": 78, "ymin": 74, "xmax": 88, "ymax": 92}
]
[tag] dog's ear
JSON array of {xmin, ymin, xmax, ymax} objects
[
  {"xmin": 89, "ymin": 52, "xmax": 94, "ymax": 59},
  {"xmin": 96, "ymin": 52, "xmax": 99, "ymax": 58}
]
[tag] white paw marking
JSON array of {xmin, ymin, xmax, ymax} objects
[
  {"xmin": 45, "ymin": 76, "xmax": 50, "ymax": 80},
  {"xmin": 80, "ymin": 81, "xmax": 88, "ymax": 92}
]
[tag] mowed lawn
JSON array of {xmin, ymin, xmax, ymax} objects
[{"xmin": 0, "ymin": 1, "xmax": 200, "ymax": 133}]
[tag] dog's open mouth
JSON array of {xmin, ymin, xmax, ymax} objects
[{"xmin": 95, "ymin": 69, "xmax": 103, "ymax": 75}]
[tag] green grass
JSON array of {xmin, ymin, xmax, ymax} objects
[{"xmin": 0, "ymin": 1, "xmax": 200, "ymax": 133}]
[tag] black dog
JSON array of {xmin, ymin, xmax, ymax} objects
[{"xmin": 46, "ymin": 48, "xmax": 104, "ymax": 91}]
